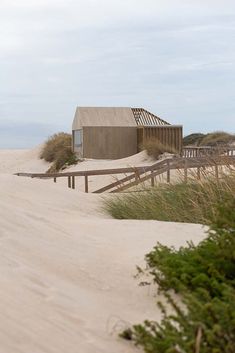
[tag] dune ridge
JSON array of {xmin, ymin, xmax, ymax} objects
[{"xmin": 0, "ymin": 147, "xmax": 206, "ymax": 353}]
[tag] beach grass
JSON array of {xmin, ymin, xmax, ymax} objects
[
  {"xmin": 104, "ymin": 167, "xmax": 235, "ymax": 224},
  {"xmin": 142, "ymin": 139, "xmax": 177, "ymax": 159},
  {"xmin": 40, "ymin": 132, "xmax": 77, "ymax": 172}
]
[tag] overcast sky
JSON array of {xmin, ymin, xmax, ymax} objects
[{"xmin": 0, "ymin": 0, "xmax": 234, "ymax": 148}]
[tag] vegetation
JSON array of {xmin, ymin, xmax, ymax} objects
[
  {"xmin": 142, "ymin": 139, "xmax": 177, "ymax": 159},
  {"xmin": 120, "ymin": 198, "xmax": 235, "ymax": 353},
  {"xmin": 183, "ymin": 131, "xmax": 235, "ymax": 147},
  {"xmin": 40, "ymin": 132, "xmax": 77, "ymax": 172},
  {"xmin": 104, "ymin": 170, "xmax": 235, "ymax": 224},
  {"xmin": 199, "ymin": 131, "xmax": 235, "ymax": 147},
  {"xmin": 183, "ymin": 133, "xmax": 205, "ymax": 146}
]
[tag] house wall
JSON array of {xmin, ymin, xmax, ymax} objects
[
  {"xmin": 73, "ymin": 125, "xmax": 183, "ymax": 159},
  {"xmin": 82, "ymin": 126, "xmax": 137, "ymax": 159},
  {"xmin": 137, "ymin": 125, "xmax": 183, "ymax": 154}
]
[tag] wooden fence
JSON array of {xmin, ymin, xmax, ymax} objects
[
  {"xmin": 15, "ymin": 154, "xmax": 235, "ymax": 194},
  {"xmin": 182, "ymin": 146, "xmax": 235, "ymax": 158}
]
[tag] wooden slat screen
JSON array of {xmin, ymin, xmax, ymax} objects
[{"xmin": 138, "ymin": 126, "xmax": 183, "ymax": 154}]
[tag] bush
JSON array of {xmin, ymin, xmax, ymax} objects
[
  {"xmin": 199, "ymin": 131, "xmax": 235, "ymax": 147},
  {"xmin": 146, "ymin": 198, "xmax": 235, "ymax": 295},
  {"xmin": 104, "ymin": 171, "xmax": 235, "ymax": 224},
  {"xmin": 40, "ymin": 132, "xmax": 77, "ymax": 172},
  {"xmin": 183, "ymin": 133, "xmax": 205, "ymax": 146},
  {"xmin": 142, "ymin": 139, "xmax": 177, "ymax": 159},
  {"xmin": 121, "ymin": 198, "xmax": 235, "ymax": 353},
  {"xmin": 183, "ymin": 131, "xmax": 235, "ymax": 147}
]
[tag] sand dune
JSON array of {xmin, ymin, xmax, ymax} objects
[
  {"xmin": 0, "ymin": 148, "xmax": 206, "ymax": 353},
  {"xmin": 0, "ymin": 145, "xmax": 50, "ymax": 174},
  {"xmin": 10, "ymin": 147, "xmax": 161, "ymax": 192}
]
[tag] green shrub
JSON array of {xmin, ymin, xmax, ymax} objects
[
  {"xmin": 130, "ymin": 286, "xmax": 235, "ymax": 353},
  {"xmin": 121, "ymin": 198, "xmax": 235, "ymax": 353},
  {"xmin": 40, "ymin": 132, "xmax": 77, "ymax": 172},
  {"xmin": 142, "ymin": 139, "xmax": 177, "ymax": 159},
  {"xmin": 146, "ymin": 197, "xmax": 235, "ymax": 295},
  {"xmin": 104, "ymin": 171, "xmax": 235, "ymax": 224},
  {"xmin": 183, "ymin": 131, "xmax": 235, "ymax": 147},
  {"xmin": 183, "ymin": 133, "xmax": 205, "ymax": 146}
]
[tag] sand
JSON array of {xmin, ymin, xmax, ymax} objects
[{"xmin": 0, "ymin": 147, "xmax": 206, "ymax": 353}]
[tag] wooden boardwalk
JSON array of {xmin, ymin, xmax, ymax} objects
[{"xmin": 16, "ymin": 147, "xmax": 235, "ymax": 194}]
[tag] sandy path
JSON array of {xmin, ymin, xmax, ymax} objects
[{"xmin": 0, "ymin": 148, "xmax": 206, "ymax": 353}]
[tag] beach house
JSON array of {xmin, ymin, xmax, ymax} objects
[{"xmin": 72, "ymin": 107, "xmax": 182, "ymax": 159}]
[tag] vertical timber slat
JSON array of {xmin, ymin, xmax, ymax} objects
[{"xmin": 151, "ymin": 171, "xmax": 155, "ymax": 187}]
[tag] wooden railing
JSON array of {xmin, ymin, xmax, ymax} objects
[
  {"xmin": 15, "ymin": 155, "xmax": 235, "ymax": 194},
  {"xmin": 182, "ymin": 146, "xmax": 235, "ymax": 158},
  {"xmin": 96, "ymin": 155, "xmax": 235, "ymax": 193},
  {"xmin": 15, "ymin": 159, "xmax": 164, "ymax": 193}
]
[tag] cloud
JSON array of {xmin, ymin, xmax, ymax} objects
[{"xmin": 0, "ymin": 0, "xmax": 234, "ymax": 147}]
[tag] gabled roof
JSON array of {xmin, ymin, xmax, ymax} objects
[
  {"xmin": 72, "ymin": 107, "xmax": 136, "ymax": 130},
  {"xmin": 72, "ymin": 107, "xmax": 171, "ymax": 130}
]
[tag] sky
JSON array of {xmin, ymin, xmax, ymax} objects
[{"xmin": 0, "ymin": 0, "xmax": 234, "ymax": 148}]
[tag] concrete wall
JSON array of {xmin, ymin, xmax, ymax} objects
[{"xmin": 82, "ymin": 126, "xmax": 137, "ymax": 159}]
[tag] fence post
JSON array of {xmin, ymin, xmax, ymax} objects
[
  {"xmin": 135, "ymin": 171, "xmax": 139, "ymax": 182},
  {"xmin": 68, "ymin": 176, "xmax": 71, "ymax": 188},
  {"xmin": 184, "ymin": 159, "xmax": 188, "ymax": 183},
  {"xmin": 150, "ymin": 171, "xmax": 155, "ymax": 187},
  {"xmin": 197, "ymin": 167, "xmax": 201, "ymax": 180},
  {"xmin": 215, "ymin": 164, "xmax": 219, "ymax": 180},
  {"xmin": 167, "ymin": 160, "xmax": 170, "ymax": 183},
  {"xmin": 72, "ymin": 176, "xmax": 75, "ymax": 189},
  {"xmin": 85, "ymin": 175, "xmax": 88, "ymax": 193}
]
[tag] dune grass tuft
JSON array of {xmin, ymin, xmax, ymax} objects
[
  {"xmin": 199, "ymin": 131, "xmax": 235, "ymax": 146},
  {"xmin": 104, "ymin": 168, "xmax": 235, "ymax": 224},
  {"xmin": 142, "ymin": 139, "xmax": 177, "ymax": 159},
  {"xmin": 40, "ymin": 132, "xmax": 77, "ymax": 172}
]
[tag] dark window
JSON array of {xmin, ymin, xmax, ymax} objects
[{"xmin": 74, "ymin": 129, "xmax": 83, "ymax": 147}]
